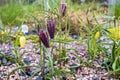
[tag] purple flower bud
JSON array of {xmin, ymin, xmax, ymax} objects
[
  {"xmin": 38, "ymin": 29, "xmax": 50, "ymax": 48},
  {"xmin": 60, "ymin": 3, "xmax": 67, "ymax": 17},
  {"xmin": 47, "ymin": 20, "xmax": 55, "ymax": 39}
]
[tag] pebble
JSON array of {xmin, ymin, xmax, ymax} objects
[
  {"xmin": 32, "ymin": 30, "xmax": 38, "ymax": 34},
  {"xmin": 77, "ymin": 77, "xmax": 83, "ymax": 80},
  {"xmin": 25, "ymin": 68, "xmax": 33, "ymax": 76},
  {"xmin": 70, "ymin": 63, "xmax": 79, "ymax": 72},
  {"xmin": 2, "ymin": 58, "xmax": 7, "ymax": 65},
  {"xmin": 7, "ymin": 61, "xmax": 12, "ymax": 65},
  {"xmin": 26, "ymin": 71, "xmax": 33, "ymax": 76},
  {"xmin": 43, "ymin": 68, "xmax": 49, "ymax": 75},
  {"xmin": 36, "ymin": 75, "xmax": 42, "ymax": 80},
  {"xmin": 23, "ymin": 57, "xmax": 31, "ymax": 64},
  {"xmin": 0, "ymin": 73, "xmax": 4, "ymax": 77},
  {"xmin": 61, "ymin": 74, "xmax": 66, "ymax": 80},
  {"xmin": 106, "ymin": 60, "xmax": 111, "ymax": 65},
  {"xmin": 72, "ymin": 35, "xmax": 79, "ymax": 40},
  {"xmin": 0, "ymin": 78, "xmax": 3, "ymax": 80},
  {"xmin": 19, "ymin": 71, "xmax": 25, "ymax": 76},
  {"xmin": 21, "ymin": 24, "xmax": 29, "ymax": 34},
  {"xmin": 25, "ymin": 32, "xmax": 30, "ymax": 36},
  {"xmin": 92, "ymin": 75, "xmax": 99, "ymax": 80},
  {"xmin": 71, "ymin": 57, "xmax": 76, "ymax": 60},
  {"xmin": 101, "ymin": 76, "xmax": 109, "ymax": 80}
]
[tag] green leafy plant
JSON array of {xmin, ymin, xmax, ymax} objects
[
  {"xmin": 0, "ymin": 25, "xmax": 14, "ymax": 43},
  {"xmin": 111, "ymin": 40, "xmax": 120, "ymax": 78},
  {"xmin": 0, "ymin": 3, "xmax": 24, "ymax": 27}
]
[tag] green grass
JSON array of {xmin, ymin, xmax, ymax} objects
[
  {"xmin": 114, "ymin": 3, "xmax": 120, "ymax": 19},
  {"xmin": 0, "ymin": 3, "xmax": 24, "ymax": 26},
  {"xmin": 0, "ymin": 1, "xmax": 43, "ymax": 27}
]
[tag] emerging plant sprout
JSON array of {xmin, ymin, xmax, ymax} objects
[
  {"xmin": 38, "ymin": 29, "xmax": 50, "ymax": 48},
  {"xmin": 47, "ymin": 20, "xmax": 55, "ymax": 39}
]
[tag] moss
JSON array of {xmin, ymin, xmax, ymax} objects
[{"xmin": 26, "ymin": 35, "xmax": 39, "ymax": 43}]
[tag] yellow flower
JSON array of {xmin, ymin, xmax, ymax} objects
[
  {"xmin": 19, "ymin": 32, "xmax": 23, "ymax": 36},
  {"xmin": 94, "ymin": 27, "xmax": 120, "ymax": 41},
  {"xmin": 94, "ymin": 31, "xmax": 100, "ymax": 40},
  {"xmin": 19, "ymin": 36, "xmax": 26, "ymax": 48},
  {"xmin": 1, "ymin": 31, "xmax": 5, "ymax": 35},
  {"xmin": 15, "ymin": 33, "xmax": 18, "ymax": 37},
  {"xmin": 108, "ymin": 27, "xmax": 120, "ymax": 40}
]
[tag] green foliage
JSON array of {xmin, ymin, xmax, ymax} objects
[
  {"xmin": 0, "ymin": 28, "xmax": 14, "ymax": 43},
  {"xmin": 0, "ymin": 1, "xmax": 43, "ymax": 27},
  {"xmin": 0, "ymin": 3, "xmax": 24, "ymax": 26},
  {"xmin": 111, "ymin": 40, "xmax": 120, "ymax": 78},
  {"xmin": 115, "ymin": 3, "xmax": 120, "ymax": 19},
  {"xmin": 26, "ymin": 35, "xmax": 39, "ymax": 43}
]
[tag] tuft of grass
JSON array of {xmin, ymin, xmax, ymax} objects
[
  {"xmin": 0, "ymin": 1, "xmax": 43, "ymax": 27},
  {"xmin": 0, "ymin": 3, "xmax": 24, "ymax": 27}
]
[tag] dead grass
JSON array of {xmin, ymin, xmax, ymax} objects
[{"xmin": 67, "ymin": 5, "xmax": 108, "ymax": 36}]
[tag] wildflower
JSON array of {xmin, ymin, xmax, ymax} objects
[
  {"xmin": 108, "ymin": 27, "xmax": 120, "ymax": 40},
  {"xmin": 38, "ymin": 29, "xmax": 50, "ymax": 48},
  {"xmin": 94, "ymin": 27, "xmax": 120, "ymax": 41},
  {"xmin": 60, "ymin": 3, "xmax": 67, "ymax": 17},
  {"xmin": 19, "ymin": 32, "xmax": 23, "ymax": 36},
  {"xmin": 94, "ymin": 31, "xmax": 100, "ymax": 40},
  {"xmin": 1, "ymin": 31, "xmax": 5, "ymax": 35},
  {"xmin": 47, "ymin": 20, "xmax": 55, "ymax": 39},
  {"xmin": 19, "ymin": 36, "xmax": 26, "ymax": 48}
]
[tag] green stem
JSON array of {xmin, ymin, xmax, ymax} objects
[
  {"xmin": 42, "ymin": 45, "xmax": 54, "ymax": 75},
  {"xmin": 41, "ymin": 47, "xmax": 45, "ymax": 76},
  {"xmin": 114, "ymin": 19, "xmax": 116, "ymax": 27}
]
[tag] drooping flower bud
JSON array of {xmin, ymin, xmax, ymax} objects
[
  {"xmin": 94, "ymin": 31, "xmax": 100, "ymax": 40},
  {"xmin": 1, "ymin": 31, "xmax": 5, "ymax": 35},
  {"xmin": 47, "ymin": 20, "xmax": 55, "ymax": 39},
  {"xmin": 38, "ymin": 29, "xmax": 50, "ymax": 48},
  {"xmin": 60, "ymin": 3, "xmax": 67, "ymax": 17},
  {"xmin": 19, "ymin": 36, "xmax": 26, "ymax": 48}
]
